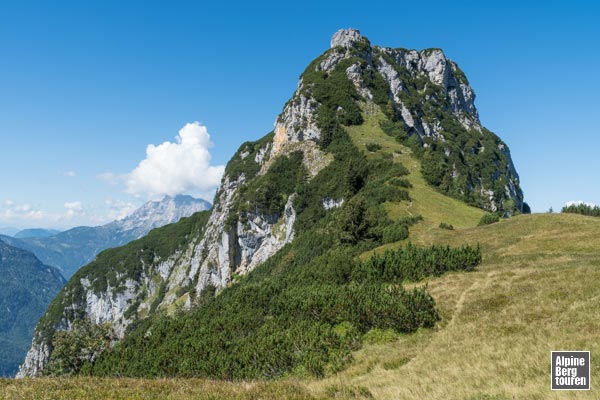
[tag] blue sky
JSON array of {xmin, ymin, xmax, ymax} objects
[{"xmin": 0, "ymin": 1, "xmax": 598, "ymax": 228}]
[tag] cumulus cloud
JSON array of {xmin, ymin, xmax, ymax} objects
[
  {"xmin": 63, "ymin": 201, "xmax": 84, "ymax": 219},
  {"xmin": 125, "ymin": 122, "xmax": 225, "ymax": 198},
  {"xmin": 0, "ymin": 199, "xmax": 104, "ymax": 228},
  {"xmin": 63, "ymin": 170, "xmax": 77, "ymax": 177},
  {"xmin": 565, "ymin": 200, "xmax": 597, "ymax": 208},
  {"xmin": 0, "ymin": 201, "xmax": 45, "ymax": 220}
]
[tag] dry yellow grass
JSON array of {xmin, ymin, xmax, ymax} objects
[
  {"xmin": 5, "ymin": 214, "xmax": 597, "ymax": 399},
  {"xmin": 0, "ymin": 377, "xmax": 316, "ymax": 400},
  {"xmin": 309, "ymin": 213, "xmax": 600, "ymax": 399}
]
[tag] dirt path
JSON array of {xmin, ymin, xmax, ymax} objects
[{"xmin": 447, "ymin": 271, "xmax": 493, "ymax": 328}]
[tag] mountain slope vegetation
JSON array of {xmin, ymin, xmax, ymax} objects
[
  {"xmin": 20, "ymin": 28, "xmax": 528, "ymax": 384},
  {"xmin": 4, "ymin": 213, "xmax": 599, "ymax": 399},
  {"xmin": 6, "ymin": 28, "xmax": 598, "ymax": 399},
  {"xmin": 40, "ymin": 114, "xmax": 475, "ymax": 379},
  {"xmin": 309, "ymin": 212, "xmax": 600, "ymax": 399}
]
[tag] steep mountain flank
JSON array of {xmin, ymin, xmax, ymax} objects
[
  {"xmin": 0, "ymin": 241, "xmax": 65, "ymax": 377},
  {"xmin": 19, "ymin": 29, "xmax": 523, "ymax": 378},
  {"xmin": 17, "ymin": 211, "xmax": 211, "ymax": 377}
]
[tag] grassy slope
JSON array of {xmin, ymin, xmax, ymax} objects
[
  {"xmin": 4, "ymin": 214, "xmax": 598, "ymax": 399},
  {"xmin": 309, "ymin": 108, "xmax": 600, "ymax": 399},
  {"xmin": 310, "ymin": 213, "xmax": 600, "ymax": 399},
  {"xmin": 3, "ymin": 112, "xmax": 599, "ymax": 399},
  {"xmin": 346, "ymin": 106, "xmax": 488, "ymax": 231},
  {"xmin": 345, "ymin": 106, "xmax": 486, "ymax": 258}
]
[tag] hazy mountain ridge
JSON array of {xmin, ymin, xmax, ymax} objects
[
  {"xmin": 14, "ymin": 229, "xmax": 62, "ymax": 239},
  {"xmin": 1, "ymin": 195, "xmax": 210, "ymax": 279},
  {"xmin": 0, "ymin": 227, "xmax": 19, "ymax": 236},
  {"xmin": 0, "ymin": 241, "xmax": 65, "ymax": 377}
]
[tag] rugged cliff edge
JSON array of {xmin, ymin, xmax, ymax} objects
[{"xmin": 18, "ymin": 28, "xmax": 524, "ymax": 377}]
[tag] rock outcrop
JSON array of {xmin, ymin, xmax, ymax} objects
[
  {"xmin": 16, "ymin": 340, "xmax": 51, "ymax": 378},
  {"xmin": 330, "ymin": 28, "xmax": 362, "ymax": 48}
]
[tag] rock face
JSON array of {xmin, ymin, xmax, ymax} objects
[
  {"xmin": 374, "ymin": 48, "xmax": 479, "ymax": 135},
  {"xmin": 19, "ymin": 28, "xmax": 525, "ymax": 377},
  {"xmin": 273, "ymin": 95, "xmax": 320, "ymax": 154},
  {"xmin": 322, "ymin": 197, "xmax": 344, "ymax": 210},
  {"xmin": 16, "ymin": 340, "xmax": 51, "ymax": 378},
  {"xmin": 320, "ymin": 29, "xmax": 522, "ymax": 212},
  {"xmin": 330, "ymin": 28, "xmax": 363, "ymax": 48}
]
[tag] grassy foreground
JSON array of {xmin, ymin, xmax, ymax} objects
[
  {"xmin": 0, "ymin": 377, "xmax": 316, "ymax": 399},
  {"xmin": 3, "ymin": 213, "xmax": 598, "ymax": 399},
  {"xmin": 310, "ymin": 212, "xmax": 600, "ymax": 399}
]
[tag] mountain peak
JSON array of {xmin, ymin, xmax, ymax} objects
[
  {"xmin": 271, "ymin": 29, "xmax": 523, "ymax": 213},
  {"xmin": 330, "ymin": 28, "xmax": 364, "ymax": 49},
  {"xmin": 169, "ymin": 194, "xmax": 202, "ymax": 204},
  {"xmin": 110, "ymin": 195, "xmax": 211, "ymax": 237},
  {"xmin": 19, "ymin": 29, "xmax": 527, "ymax": 379},
  {"xmin": 147, "ymin": 194, "xmax": 211, "ymax": 212}
]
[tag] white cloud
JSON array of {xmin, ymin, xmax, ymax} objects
[
  {"xmin": 125, "ymin": 122, "xmax": 225, "ymax": 198},
  {"xmin": 63, "ymin": 201, "xmax": 84, "ymax": 219},
  {"xmin": 1, "ymin": 201, "xmax": 45, "ymax": 221},
  {"xmin": 105, "ymin": 198, "xmax": 137, "ymax": 221},
  {"xmin": 0, "ymin": 199, "xmax": 104, "ymax": 228},
  {"xmin": 63, "ymin": 170, "xmax": 77, "ymax": 177},
  {"xmin": 565, "ymin": 200, "xmax": 597, "ymax": 208}
]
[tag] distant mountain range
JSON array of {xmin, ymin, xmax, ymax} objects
[
  {"xmin": 0, "ymin": 227, "xmax": 19, "ymax": 236},
  {"xmin": 14, "ymin": 229, "xmax": 62, "ymax": 239},
  {"xmin": 0, "ymin": 195, "xmax": 211, "ymax": 279},
  {"xmin": 0, "ymin": 241, "xmax": 65, "ymax": 377}
]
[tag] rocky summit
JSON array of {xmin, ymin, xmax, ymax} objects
[{"xmin": 18, "ymin": 29, "xmax": 525, "ymax": 379}]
